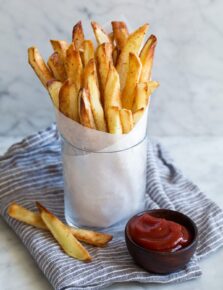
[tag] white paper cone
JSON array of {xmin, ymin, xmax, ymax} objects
[
  {"xmin": 57, "ymin": 19, "xmax": 148, "ymax": 228},
  {"xmin": 57, "ymin": 107, "xmax": 148, "ymax": 228},
  {"xmin": 56, "ymin": 107, "xmax": 148, "ymax": 152}
]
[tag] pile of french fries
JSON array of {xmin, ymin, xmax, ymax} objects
[
  {"xmin": 8, "ymin": 202, "xmax": 112, "ymax": 262},
  {"xmin": 28, "ymin": 21, "xmax": 159, "ymax": 134}
]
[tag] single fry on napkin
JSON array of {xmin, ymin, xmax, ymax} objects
[
  {"xmin": 36, "ymin": 202, "xmax": 92, "ymax": 261},
  {"xmin": 7, "ymin": 203, "xmax": 47, "ymax": 229},
  {"xmin": 69, "ymin": 227, "xmax": 112, "ymax": 247}
]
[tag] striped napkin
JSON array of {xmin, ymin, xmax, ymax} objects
[{"xmin": 0, "ymin": 124, "xmax": 223, "ymax": 290}]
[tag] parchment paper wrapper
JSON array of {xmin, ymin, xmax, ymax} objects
[
  {"xmin": 56, "ymin": 108, "xmax": 148, "ymax": 228},
  {"xmin": 56, "ymin": 19, "xmax": 149, "ymax": 228}
]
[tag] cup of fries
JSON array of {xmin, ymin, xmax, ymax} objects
[{"xmin": 28, "ymin": 20, "xmax": 159, "ymax": 229}]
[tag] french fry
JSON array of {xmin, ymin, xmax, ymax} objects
[
  {"xmin": 112, "ymin": 47, "xmax": 119, "ymax": 66},
  {"xmin": 83, "ymin": 40, "xmax": 95, "ymax": 66},
  {"xmin": 65, "ymin": 43, "xmax": 83, "ymax": 91},
  {"xmin": 147, "ymin": 80, "xmax": 159, "ymax": 94},
  {"xmin": 140, "ymin": 34, "xmax": 157, "ymax": 82},
  {"xmin": 107, "ymin": 107, "xmax": 122, "ymax": 134},
  {"xmin": 72, "ymin": 21, "xmax": 85, "ymax": 50},
  {"xmin": 132, "ymin": 82, "xmax": 149, "ymax": 113},
  {"xmin": 79, "ymin": 48, "xmax": 85, "ymax": 67},
  {"xmin": 50, "ymin": 40, "xmax": 69, "ymax": 62},
  {"xmin": 59, "ymin": 79, "xmax": 79, "ymax": 121},
  {"xmin": 69, "ymin": 228, "xmax": 112, "ymax": 247},
  {"xmin": 87, "ymin": 73, "xmax": 107, "ymax": 132},
  {"xmin": 96, "ymin": 43, "xmax": 112, "ymax": 100},
  {"xmin": 132, "ymin": 81, "xmax": 159, "ymax": 113},
  {"xmin": 78, "ymin": 88, "xmax": 96, "ymax": 129},
  {"xmin": 111, "ymin": 21, "xmax": 129, "ymax": 50},
  {"xmin": 133, "ymin": 107, "xmax": 145, "ymax": 125},
  {"xmin": 47, "ymin": 80, "xmax": 63, "ymax": 108},
  {"xmin": 83, "ymin": 58, "xmax": 98, "ymax": 88},
  {"xmin": 28, "ymin": 47, "xmax": 54, "ymax": 88},
  {"xmin": 122, "ymin": 52, "xmax": 142, "ymax": 110},
  {"xmin": 91, "ymin": 21, "xmax": 111, "ymax": 45},
  {"xmin": 104, "ymin": 63, "xmax": 121, "ymax": 115},
  {"xmin": 116, "ymin": 23, "xmax": 149, "ymax": 90},
  {"xmin": 8, "ymin": 203, "xmax": 47, "ymax": 229},
  {"xmin": 119, "ymin": 109, "xmax": 133, "ymax": 133},
  {"xmin": 7, "ymin": 203, "xmax": 112, "ymax": 247},
  {"xmin": 108, "ymin": 32, "xmax": 114, "ymax": 46},
  {"xmin": 36, "ymin": 202, "xmax": 91, "ymax": 261},
  {"xmin": 47, "ymin": 52, "xmax": 67, "ymax": 81}
]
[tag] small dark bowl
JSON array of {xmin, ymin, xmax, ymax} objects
[{"xmin": 125, "ymin": 209, "xmax": 198, "ymax": 274}]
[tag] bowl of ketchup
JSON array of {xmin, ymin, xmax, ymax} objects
[{"xmin": 125, "ymin": 209, "xmax": 198, "ymax": 274}]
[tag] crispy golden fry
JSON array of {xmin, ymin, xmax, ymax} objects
[
  {"xmin": 7, "ymin": 203, "xmax": 47, "ymax": 229},
  {"xmin": 108, "ymin": 32, "xmax": 114, "ymax": 45},
  {"xmin": 111, "ymin": 21, "xmax": 129, "ymax": 50},
  {"xmin": 147, "ymin": 80, "xmax": 159, "ymax": 94},
  {"xmin": 91, "ymin": 21, "xmax": 111, "ymax": 45},
  {"xmin": 83, "ymin": 40, "xmax": 95, "ymax": 66},
  {"xmin": 140, "ymin": 34, "xmax": 157, "ymax": 82},
  {"xmin": 132, "ymin": 81, "xmax": 159, "ymax": 113},
  {"xmin": 112, "ymin": 47, "xmax": 119, "ymax": 66},
  {"xmin": 47, "ymin": 52, "xmax": 67, "ymax": 81},
  {"xmin": 59, "ymin": 79, "xmax": 79, "ymax": 121},
  {"xmin": 107, "ymin": 107, "xmax": 123, "ymax": 134},
  {"xmin": 87, "ymin": 74, "xmax": 107, "ymax": 132},
  {"xmin": 50, "ymin": 40, "xmax": 69, "ymax": 62},
  {"xmin": 72, "ymin": 21, "xmax": 85, "ymax": 50},
  {"xmin": 36, "ymin": 202, "xmax": 91, "ymax": 261},
  {"xmin": 116, "ymin": 23, "xmax": 149, "ymax": 90},
  {"xmin": 7, "ymin": 203, "xmax": 112, "ymax": 247},
  {"xmin": 96, "ymin": 43, "xmax": 112, "ymax": 100},
  {"xmin": 122, "ymin": 52, "xmax": 142, "ymax": 109},
  {"xmin": 104, "ymin": 63, "xmax": 121, "ymax": 115},
  {"xmin": 28, "ymin": 47, "xmax": 54, "ymax": 88},
  {"xmin": 47, "ymin": 80, "xmax": 63, "ymax": 108},
  {"xmin": 119, "ymin": 109, "xmax": 133, "ymax": 133},
  {"xmin": 69, "ymin": 227, "xmax": 112, "ymax": 247},
  {"xmin": 79, "ymin": 48, "xmax": 85, "ymax": 66},
  {"xmin": 132, "ymin": 80, "xmax": 159, "ymax": 113},
  {"xmin": 78, "ymin": 88, "xmax": 96, "ymax": 129},
  {"xmin": 132, "ymin": 82, "xmax": 149, "ymax": 113},
  {"xmin": 83, "ymin": 58, "xmax": 98, "ymax": 88},
  {"xmin": 65, "ymin": 43, "xmax": 83, "ymax": 91},
  {"xmin": 133, "ymin": 107, "xmax": 145, "ymax": 125}
]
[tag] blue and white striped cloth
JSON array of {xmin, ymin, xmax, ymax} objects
[{"xmin": 0, "ymin": 124, "xmax": 223, "ymax": 290}]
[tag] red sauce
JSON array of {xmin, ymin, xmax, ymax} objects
[{"xmin": 129, "ymin": 213, "xmax": 191, "ymax": 252}]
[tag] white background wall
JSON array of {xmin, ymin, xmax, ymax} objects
[{"xmin": 0, "ymin": 0, "xmax": 222, "ymax": 137}]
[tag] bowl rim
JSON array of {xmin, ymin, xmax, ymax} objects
[{"xmin": 125, "ymin": 209, "xmax": 198, "ymax": 256}]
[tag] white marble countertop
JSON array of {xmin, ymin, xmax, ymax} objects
[{"xmin": 0, "ymin": 136, "xmax": 223, "ymax": 290}]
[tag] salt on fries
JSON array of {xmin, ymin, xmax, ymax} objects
[
  {"xmin": 28, "ymin": 20, "xmax": 159, "ymax": 133},
  {"xmin": 7, "ymin": 202, "xmax": 113, "ymax": 261}
]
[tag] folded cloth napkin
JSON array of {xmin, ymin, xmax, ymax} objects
[{"xmin": 0, "ymin": 124, "xmax": 223, "ymax": 290}]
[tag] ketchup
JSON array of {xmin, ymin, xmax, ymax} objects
[{"xmin": 129, "ymin": 213, "xmax": 191, "ymax": 252}]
